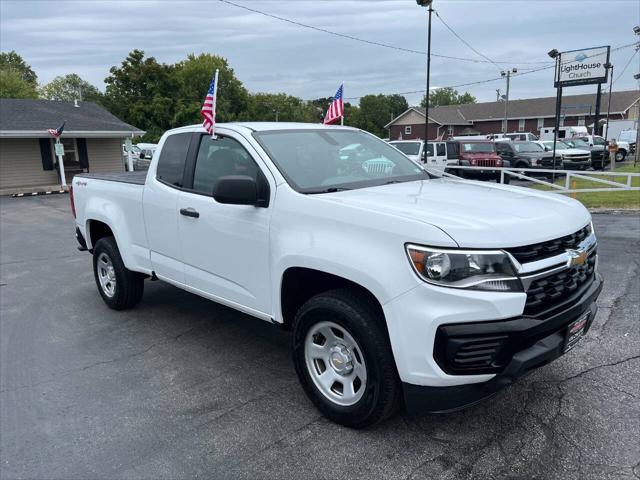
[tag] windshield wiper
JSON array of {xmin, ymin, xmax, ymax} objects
[{"xmin": 305, "ymin": 187, "xmax": 351, "ymax": 194}]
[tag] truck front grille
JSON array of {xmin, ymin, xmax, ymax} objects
[
  {"xmin": 505, "ymin": 225, "xmax": 590, "ymax": 264},
  {"xmin": 476, "ymin": 159, "xmax": 497, "ymax": 167},
  {"xmin": 524, "ymin": 251, "xmax": 596, "ymax": 316}
]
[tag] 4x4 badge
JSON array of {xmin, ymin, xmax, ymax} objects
[{"xmin": 566, "ymin": 249, "xmax": 588, "ymax": 267}]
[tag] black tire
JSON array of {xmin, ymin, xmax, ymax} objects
[
  {"xmin": 93, "ymin": 237, "xmax": 144, "ymax": 310},
  {"xmin": 292, "ymin": 289, "xmax": 400, "ymax": 428},
  {"xmin": 615, "ymin": 151, "xmax": 626, "ymax": 162}
]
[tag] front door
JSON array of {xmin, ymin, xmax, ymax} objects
[
  {"xmin": 142, "ymin": 131, "xmax": 193, "ymax": 285},
  {"xmin": 177, "ymin": 132, "xmax": 273, "ymax": 318}
]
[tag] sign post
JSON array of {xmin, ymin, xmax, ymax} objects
[
  {"xmin": 54, "ymin": 140, "xmax": 67, "ymax": 187},
  {"xmin": 551, "ymin": 45, "xmax": 611, "ymax": 181}
]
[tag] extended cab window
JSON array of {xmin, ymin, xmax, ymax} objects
[
  {"xmin": 156, "ymin": 133, "xmax": 191, "ymax": 187},
  {"xmin": 192, "ymin": 136, "xmax": 259, "ymax": 195}
]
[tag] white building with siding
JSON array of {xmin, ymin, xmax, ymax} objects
[{"xmin": 0, "ymin": 99, "xmax": 143, "ymax": 194}]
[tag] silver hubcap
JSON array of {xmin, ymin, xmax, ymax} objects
[
  {"xmin": 97, "ymin": 253, "xmax": 116, "ymax": 298},
  {"xmin": 304, "ymin": 321, "xmax": 367, "ymax": 406}
]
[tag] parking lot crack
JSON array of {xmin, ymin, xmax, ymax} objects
[{"xmin": 0, "ymin": 326, "xmax": 199, "ymax": 395}]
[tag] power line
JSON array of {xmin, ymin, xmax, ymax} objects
[
  {"xmin": 217, "ymin": 0, "xmax": 552, "ymax": 66},
  {"xmin": 613, "ymin": 48, "xmax": 639, "ymax": 85},
  {"xmin": 433, "ymin": 10, "xmax": 503, "ymax": 71}
]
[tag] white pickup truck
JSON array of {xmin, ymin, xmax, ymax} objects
[{"xmin": 71, "ymin": 122, "xmax": 603, "ymax": 428}]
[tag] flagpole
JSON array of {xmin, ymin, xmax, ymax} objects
[
  {"xmin": 211, "ymin": 69, "xmax": 219, "ymax": 139},
  {"xmin": 56, "ymin": 138, "xmax": 67, "ymax": 187},
  {"xmin": 340, "ymin": 81, "xmax": 344, "ymax": 126}
]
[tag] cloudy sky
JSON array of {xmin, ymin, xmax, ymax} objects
[{"xmin": 1, "ymin": 0, "xmax": 639, "ymax": 105}]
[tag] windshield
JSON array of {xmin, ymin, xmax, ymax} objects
[
  {"xmin": 543, "ymin": 141, "xmax": 570, "ymax": 149},
  {"xmin": 565, "ymin": 139, "xmax": 590, "ymax": 149},
  {"xmin": 254, "ymin": 129, "xmax": 427, "ymax": 193},
  {"xmin": 513, "ymin": 142, "xmax": 543, "ymax": 153},
  {"xmin": 460, "ymin": 143, "xmax": 495, "ymax": 153},
  {"xmin": 390, "ymin": 142, "xmax": 421, "ymax": 156}
]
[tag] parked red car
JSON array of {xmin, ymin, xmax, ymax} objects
[{"xmin": 445, "ymin": 140, "xmax": 508, "ymax": 183}]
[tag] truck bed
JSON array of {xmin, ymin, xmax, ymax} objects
[{"xmin": 76, "ymin": 171, "xmax": 147, "ymax": 185}]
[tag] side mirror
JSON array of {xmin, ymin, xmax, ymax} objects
[
  {"xmin": 139, "ymin": 152, "xmax": 145, "ymax": 159},
  {"xmin": 213, "ymin": 175, "xmax": 259, "ymax": 206}
]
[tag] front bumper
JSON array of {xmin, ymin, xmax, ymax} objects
[{"xmin": 402, "ymin": 273, "xmax": 603, "ymax": 413}]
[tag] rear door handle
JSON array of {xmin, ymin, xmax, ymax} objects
[{"xmin": 180, "ymin": 207, "xmax": 199, "ymax": 218}]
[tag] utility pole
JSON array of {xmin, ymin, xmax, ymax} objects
[
  {"xmin": 634, "ymin": 25, "xmax": 640, "ymax": 166},
  {"xmin": 417, "ymin": 0, "xmax": 434, "ymax": 142},
  {"xmin": 548, "ymin": 49, "xmax": 561, "ymax": 183},
  {"xmin": 501, "ymin": 68, "xmax": 517, "ymax": 135},
  {"xmin": 604, "ymin": 63, "xmax": 614, "ymax": 170}
]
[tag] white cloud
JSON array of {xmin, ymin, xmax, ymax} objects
[{"xmin": 1, "ymin": 0, "xmax": 638, "ymax": 105}]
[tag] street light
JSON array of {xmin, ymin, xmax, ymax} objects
[
  {"xmin": 549, "ymin": 48, "xmax": 562, "ymax": 182},
  {"xmin": 417, "ymin": 0, "xmax": 434, "ymax": 144}
]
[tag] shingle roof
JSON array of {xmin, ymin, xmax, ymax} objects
[
  {"xmin": 0, "ymin": 99, "xmax": 144, "ymax": 136},
  {"xmin": 392, "ymin": 90, "xmax": 640, "ymax": 127}
]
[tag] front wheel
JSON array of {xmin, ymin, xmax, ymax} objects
[
  {"xmin": 292, "ymin": 289, "xmax": 400, "ymax": 428},
  {"xmin": 93, "ymin": 237, "xmax": 144, "ymax": 310}
]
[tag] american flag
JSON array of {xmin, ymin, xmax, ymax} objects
[
  {"xmin": 201, "ymin": 74, "xmax": 217, "ymax": 135},
  {"xmin": 47, "ymin": 121, "xmax": 65, "ymax": 138},
  {"xmin": 323, "ymin": 84, "xmax": 344, "ymax": 125}
]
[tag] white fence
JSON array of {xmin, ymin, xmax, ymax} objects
[{"xmin": 440, "ymin": 166, "xmax": 640, "ymax": 194}]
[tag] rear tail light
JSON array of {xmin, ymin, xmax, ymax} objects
[{"xmin": 69, "ymin": 185, "xmax": 76, "ymax": 219}]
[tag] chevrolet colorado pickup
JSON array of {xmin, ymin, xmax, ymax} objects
[{"xmin": 71, "ymin": 123, "xmax": 603, "ymax": 428}]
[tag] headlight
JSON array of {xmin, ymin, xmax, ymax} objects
[{"xmin": 406, "ymin": 245, "xmax": 522, "ymax": 292}]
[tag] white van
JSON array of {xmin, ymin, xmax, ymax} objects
[
  {"xmin": 388, "ymin": 140, "xmax": 447, "ymax": 174},
  {"xmin": 424, "ymin": 141, "xmax": 448, "ymax": 175},
  {"xmin": 539, "ymin": 126, "xmax": 589, "ymax": 141},
  {"xmin": 505, "ymin": 132, "xmax": 538, "ymax": 142}
]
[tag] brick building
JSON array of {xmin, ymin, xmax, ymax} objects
[{"xmin": 386, "ymin": 90, "xmax": 640, "ymax": 141}]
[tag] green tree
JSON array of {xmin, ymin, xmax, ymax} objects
[
  {"xmin": 420, "ymin": 87, "xmax": 476, "ymax": 107},
  {"xmin": 39, "ymin": 73, "xmax": 103, "ymax": 103},
  {"xmin": 104, "ymin": 50, "xmax": 177, "ymax": 142},
  {"xmin": 354, "ymin": 94, "xmax": 409, "ymax": 138},
  {"xmin": 0, "ymin": 69, "xmax": 38, "ymax": 99},
  {"xmin": 244, "ymin": 93, "xmax": 320, "ymax": 123},
  {"xmin": 0, "ymin": 51, "xmax": 37, "ymax": 87},
  {"xmin": 172, "ymin": 53, "xmax": 249, "ymax": 127}
]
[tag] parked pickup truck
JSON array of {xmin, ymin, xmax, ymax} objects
[{"xmin": 71, "ymin": 122, "xmax": 603, "ymax": 428}]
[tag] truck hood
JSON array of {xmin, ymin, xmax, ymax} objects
[{"xmin": 318, "ymin": 179, "xmax": 590, "ymax": 248}]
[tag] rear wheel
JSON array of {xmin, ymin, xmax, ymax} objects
[
  {"xmin": 93, "ymin": 237, "xmax": 144, "ymax": 310},
  {"xmin": 615, "ymin": 150, "xmax": 626, "ymax": 162},
  {"xmin": 292, "ymin": 289, "xmax": 400, "ymax": 428}
]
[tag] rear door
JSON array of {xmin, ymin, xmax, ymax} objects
[
  {"xmin": 176, "ymin": 131, "xmax": 274, "ymax": 318},
  {"xmin": 142, "ymin": 131, "xmax": 193, "ymax": 284}
]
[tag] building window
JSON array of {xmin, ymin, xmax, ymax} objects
[
  {"xmin": 537, "ymin": 118, "xmax": 544, "ymax": 130},
  {"xmin": 53, "ymin": 138, "xmax": 80, "ymax": 169},
  {"xmin": 578, "ymin": 116, "xmax": 585, "ymax": 126},
  {"xmin": 518, "ymin": 119, "xmax": 525, "ymax": 131},
  {"xmin": 404, "ymin": 126, "xmax": 412, "ymax": 135},
  {"xmin": 447, "ymin": 125, "xmax": 454, "ymax": 135}
]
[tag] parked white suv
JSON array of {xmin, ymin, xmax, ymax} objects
[{"xmin": 71, "ymin": 123, "xmax": 602, "ymax": 428}]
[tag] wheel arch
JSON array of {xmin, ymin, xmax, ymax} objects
[
  {"xmin": 86, "ymin": 219, "xmax": 115, "ymax": 250},
  {"xmin": 279, "ymin": 267, "xmax": 387, "ymax": 334}
]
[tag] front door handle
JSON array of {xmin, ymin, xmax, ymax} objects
[{"xmin": 180, "ymin": 207, "xmax": 199, "ymax": 218}]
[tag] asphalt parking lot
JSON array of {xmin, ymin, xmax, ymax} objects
[{"xmin": 1, "ymin": 194, "xmax": 639, "ymax": 480}]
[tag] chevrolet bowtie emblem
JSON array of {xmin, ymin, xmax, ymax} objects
[{"xmin": 566, "ymin": 249, "xmax": 588, "ymax": 267}]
